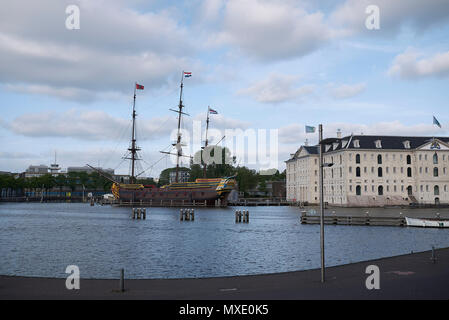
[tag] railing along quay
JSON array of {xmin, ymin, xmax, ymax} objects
[
  {"xmin": 111, "ymin": 199, "xmax": 225, "ymax": 208},
  {"xmin": 228, "ymin": 198, "xmax": 293, "ymax": 206},
  {"xmin": 300, "ymin": 211, "xmax": 406, "ymax": 227}
]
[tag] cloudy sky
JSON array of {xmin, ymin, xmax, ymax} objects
[{"xmin": 1, "ymin": 0, "xmax": 449, "ymax": 177}]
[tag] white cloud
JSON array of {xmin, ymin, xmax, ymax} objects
[
  {"xmin": 5, "ymin": 109, "xmax": 177, "ymax": 141},
  {"xmin": 279, "ymin": 120, "xmax": 448, "ymax": 147},
  {"xmin": 0, "ymin": 0, "xmax": 197, "ymax": 101},
  {"xmin": 331, "ymin": 0, "xmax": 449, "ymax": 36},
  {"xmin": 237, "ymin": 73, "xmax": 315, "ymax": 103},
  {"xmin": 216, "ymin": 0, "xmax": 331, "ymax": 61},
  {"xmin": 330, "ymin": 82, "xmax": 366, "ymax": 99},
  {"xmin": 3, "ymin": 108, "xmax": 250, "ymax": 144},
  {"xmin": 388, "ymin": 49, "xmax": 449, "ymax": 79}
]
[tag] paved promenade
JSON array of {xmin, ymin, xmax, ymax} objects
[{"xmin": 1, "ymin": 248, "xmax": 448, "ymax": 300}]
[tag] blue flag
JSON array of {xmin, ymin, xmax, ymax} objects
[
  {"xmin": 433, "ymin": 116, "xmax": 441, "ymax": 128},
  {"xmin": 305, "ymin": 125, "xmax": 316, "ymax": 133}
]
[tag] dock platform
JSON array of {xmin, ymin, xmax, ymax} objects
[{"xmin": 300, "ymin": 211, "xmax": 406, "ymax": 227}]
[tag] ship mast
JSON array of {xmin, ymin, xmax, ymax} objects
[
  {"xmin": 127, "ymin": 83, "xmax": 141, "ymax": 184},
  {"xmin": 160, "ymin": 72, "xmax": 191, "ymax": 183},
  {"xmin": 174, "ymin": 73, "xmax": 185, "ymax": 183},
  {"xmin": 203, "ymin": 106, "xmax": 210, "ymax": 178}
]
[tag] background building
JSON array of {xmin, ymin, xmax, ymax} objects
[
  {"xmin": 24, "ymin": 165, "xmax": 50, "ymax": 178},
  {"xmin": 286, "ymin": 135, "xmax": 449, "ymax": 207},
  {"xmin": 67, "ymin": 166, "xmax": 114, "ymax": 175},
  {"xmin": 169, "ymin": 170, "xmax": 190, "ymax": 183}
]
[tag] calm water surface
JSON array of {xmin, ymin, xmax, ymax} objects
[{"xmin": 0, "ymin": 203, "xmax": 448, "ymax": 279}]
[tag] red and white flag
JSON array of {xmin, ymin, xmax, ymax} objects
[{"xmin": 136, "ymin": 83, "xmax": 144, "ymax": 90}]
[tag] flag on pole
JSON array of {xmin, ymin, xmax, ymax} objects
[
  {"xmin": 136, "ymin": 83, "xmax": 144, "ymax": 90},
  {"xmin": 184, "ymin": 72, "xmax": 192, "ymax": 78},
  {"xmin": 305, "ymin": 125, "xmax": 316, "ymax": 133},
  {"xmin": 209, "ymin": 108, "xmax": 218, "ymax": 114},
  {"xmin": 433, "ymin": 116, "xmax": 441, "ymax": 128}
]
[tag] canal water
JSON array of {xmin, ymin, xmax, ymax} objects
[{"xmin": 0, "ymin": 203, "xmax": 448, "ymax": 279}]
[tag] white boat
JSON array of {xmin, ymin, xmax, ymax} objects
[{"xmin": 405, "ymin": 217, "xmax": 449, "ymax": 228}]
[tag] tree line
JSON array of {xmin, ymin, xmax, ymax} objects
[{"xmin": 0, "ymin": 172, "xmax": 114, "ymax": 194}]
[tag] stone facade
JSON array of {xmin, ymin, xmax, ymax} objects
[{"xmin": 286, "ymin": 135, "xmax": 449, "ymax": 207}]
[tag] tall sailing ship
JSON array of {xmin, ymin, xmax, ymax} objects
[{"xmin": 110, "ymin": 72, "xmax": 236, "ymax": 205}]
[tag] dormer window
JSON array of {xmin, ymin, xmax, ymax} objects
[
  {"xmin": 403, "ymin": 140, "xmax": 410, "ymax": 149},
  {"xmin": 341, "ymin": 140, "xmax": 348, "ymax": 148},
  {"xmin": 353, "ymin": 139, "xmax": 360, "ymax": 148},
  {"xmin": 375, "ymin": 140, "xmax": 382, "ymax": 149},
  {"xmin": 333, "ymin": 142, "xmax": 339, "ymax": 150},
  {"xmin": 325, "ymin": 144, "xmax": 332, "ymax": 152}
]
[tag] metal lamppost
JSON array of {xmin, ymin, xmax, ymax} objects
[{"xmin": 318, "ymin": 124, "xmax": 333, "ymax": 283}]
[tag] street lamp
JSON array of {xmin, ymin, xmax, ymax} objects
[{"xmin": 318, "ymin": 124, "xmax": 334, "ymax": 283}]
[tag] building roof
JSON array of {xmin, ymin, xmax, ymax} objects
[
  {"xmin": 286, "ymin": 145, "xmax": 319, "ymax": 162},
  {"xmin": 324, "ymin": 135, "xmax": 449, "ymax": 153},
  {"xmin": 287, "ymin": 135, "xmax": 449, "ymax": 162}
]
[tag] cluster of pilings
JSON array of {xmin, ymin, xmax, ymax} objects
[
  {"xmin": 132, "ymin": 208, "xmax": 147, "ymax": 220},
  {"xmin": 235, "ymin": 210, "xmax": 249, "ymax": 223},
  {"xmin": 180, "ymin": 208, "xmax": 195, "ymax": 221}
]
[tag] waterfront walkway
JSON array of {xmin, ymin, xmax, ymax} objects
[{"xmin": 1, "ymin": 248, "xmax": 448, "ymax": 299}]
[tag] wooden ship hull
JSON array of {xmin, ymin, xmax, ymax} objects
[{"xmin": 112, "ymin": 177, "xmax": 236, "ymax": 205}]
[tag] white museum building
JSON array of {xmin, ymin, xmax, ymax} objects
[{"xmin": 286, "ymin": 134, "xmax": 449, "ymax": 207}]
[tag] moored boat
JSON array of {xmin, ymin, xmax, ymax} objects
[{"xmin": 405, "ymin": 216, "xmax": 449, "ymax": 228}]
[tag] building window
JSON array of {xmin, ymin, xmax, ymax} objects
[
  {"xmin": 406, "ymin": 155, "xmax": 411, "ymax": 164},
  {"xmin": 349, "ymin": 167, "xmax": 352, "ymax": 173},
  {"xmin": 375, "ymin": 140, "xmax": 382, "ymax": 148},
  {"xmin": 356, "ymin": 167, "xmax": 361, "ymax": 177},
  {"xmin": 407, "ymin": 167, "xmax": 412, "ymax": 177},
  {"xmin": 403, "ymin": 140, "xmax": 411, "ymax": 149},
  {"xmin": 377, "ymin": 154, "xmax": 382, "ymax": 164},
  {"xmin": 378, "ymin": 186, "xmax": 383, "ymax": 196},
  {"xmin": 407, "ymin": 186, "xmax": 413, "ymax": 196},
  {"xmin": 356, "ymin": 154, "xmax": 361, "ymax": 164},
  {"xmin": 433, "ymin": 153, "xmax": 438, "ymax": 164},
  {"xmin": 378, "ymin": 167, "xmax": 383, "ymax": 177},
  {"xmin": 353, "ymin": 140, "xmax": 360, "ymax": 148},
  {"xmin": 434, "ymin": 185, "xmax": 440, "ymax": 196},
  {"xmin": 356, "ymin": 185, "xmax": 361, "ymax": 196},
  {"xmin": 420, "ymin": 185, "xmax": 423, "ymax": 192},
  {"xmin": 434, "ymin": 167, "xmax": 439, "ymax": 177}
]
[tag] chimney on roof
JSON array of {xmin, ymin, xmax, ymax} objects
[{"xmin": 337, "ymin": 129, "xmax": 342, "ymax": 139}]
